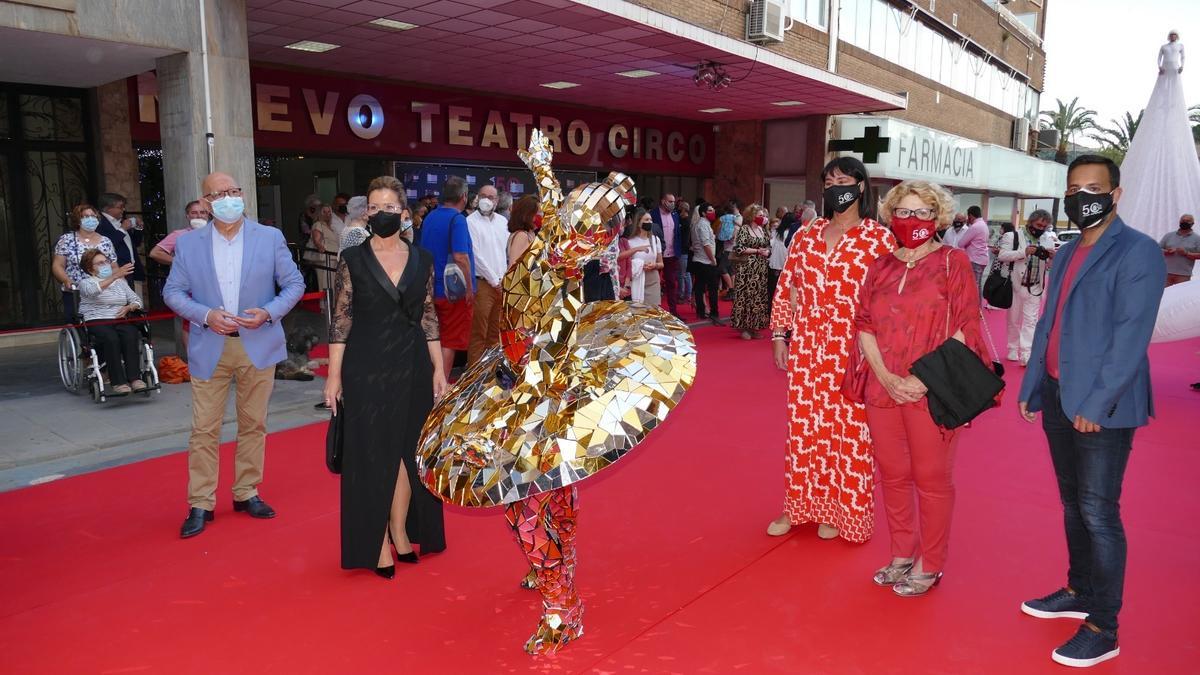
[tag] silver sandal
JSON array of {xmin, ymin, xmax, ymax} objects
[
  {"xmin": 872, "ymin": 560, "xmax": 915, "ymax": 587},
  {"xmin": 893, "ymin": 571, "xmax": 943, "ymax": 597}
]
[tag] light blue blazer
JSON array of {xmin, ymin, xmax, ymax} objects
[
  {"xmin": 163, "ymin": 219, "xmax": 305, "ymax": 380},
  {"xmin": 1018, "ymin": 217, "xmax": 1166, "ymax": 428}
]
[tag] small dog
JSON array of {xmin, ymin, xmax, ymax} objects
[{"xmin": 275, "ymin": 310, "xmax": 326, "ymax": 381}]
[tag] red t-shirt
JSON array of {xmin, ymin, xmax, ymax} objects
[{"xmin": 1046, "ymin": 244, "xmax": 1092, "ymax": 379}]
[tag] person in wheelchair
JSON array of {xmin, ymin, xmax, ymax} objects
[{"xmin": 78, "ymin": 249, "xmax": 146, "ymax": 394}]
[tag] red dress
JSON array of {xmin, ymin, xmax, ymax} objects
[
  {"xmin": 770, "ymin": 218, "xmax": 895, "ymax": 542},
  {"xmin": 854, "ymin": 246, "xmax": 992, "ymax": 409}
]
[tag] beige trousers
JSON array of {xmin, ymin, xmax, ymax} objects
[
  {"xmin": 467, "ymin": 280, "xmax": 502, "ymax": 366},
  {"xmin": 186, "ymin": 337, "xmax": 276, "ymax": 510}
]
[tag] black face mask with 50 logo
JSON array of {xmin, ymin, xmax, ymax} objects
[
  {"xmin": 823, "ymin": 184, "xmax": 861, "ymax": 214},
  {"xmin": 1063, "ymin": 190, "xmax": 1114, "ymax": 229}
]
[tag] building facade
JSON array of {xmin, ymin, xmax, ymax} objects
[{"xmin": 0, "ymin": 0, "xmax": 1061, "ymax": 330}]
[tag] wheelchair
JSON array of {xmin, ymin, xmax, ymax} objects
[{"xmin": 57, "ymin": 290, "xmax": 162, "ymax": 403}]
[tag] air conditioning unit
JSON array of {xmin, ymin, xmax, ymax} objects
[
  {"xmin": 1012, "ymin": 117, "xmax": 1031, "ymax": 151},
  {"xmin": 746, "ymin": 0, "xmax": 787, "ymax": 44}
]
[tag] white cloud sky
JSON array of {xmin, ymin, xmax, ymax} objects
[{"xmin": 1042, "ymin": 0, "xmax": 1200, "ymax": 138}]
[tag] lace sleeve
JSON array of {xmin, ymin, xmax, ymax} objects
[
  {"xmin": 422, "ymin": 264, "xmax": 440, "ymax": 342},
  {"xmin": 329, "ymin": 256, "xmax": 353, "ymax": 343}
]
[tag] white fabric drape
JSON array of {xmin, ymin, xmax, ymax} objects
[{"xmin": 1118, "ymin": 41, "xmax": 1200, "ymax": 242}]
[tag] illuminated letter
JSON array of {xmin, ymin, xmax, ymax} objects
[
  {"xmin": 347, "ymin": 94, "xmax": 383, "ymax": 140},
  {"xmin": 256, "ymin": 83, "xmax": 292, "ymax": 133},
  {"xmin": 539, "ymin": 116, "xmax": 563, "ymax": 153},
  {"xmin": 608, "ymin": 125, "xmax": 629, "ymax": 158},
  {"xmin": 448, "ymin": 106, "xmax": 473, "ymax": 146},
  {"xmin": 302, "ymin": 89, "xmax": 339, "ymax": 136},
  {"xmin": 666, "ymin": 131, "xmax": 685, "ymax": 162},
  {"xmin": 510, "ymin": 113, "xmax": 534, "ymax": 149},
  {"xmin": 411, "ymin": 102, "xmax": 441, "ymax": 143},
  {"xmin": 480, "ymin": 110, "xmax": 509, "ymax": 149},
  {"xmin": 688, "ymin": 135, "xmax": 706, "ymax": 164},
  {"xmin": 566, "ymin": 120, "xmax": 590, "ymax": 155}
]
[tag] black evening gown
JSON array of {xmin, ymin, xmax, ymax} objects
[{"xmin": 332, "ymin": 239, "xmax": 446, "ymax": 569}]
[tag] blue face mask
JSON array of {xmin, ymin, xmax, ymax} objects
[
  {"xmin": 210, "ymin": 195, "xmax": 245, "ymax": 223},
  {"xmin": 97, "ymin": 264, "xmax": 113, "ymax": 279},
  {"xmin": 80, "ymin": 216, "xmax": 100, "ymax": 232}
]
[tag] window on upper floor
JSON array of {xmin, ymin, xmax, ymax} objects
[{"xmin": 788, "ymin": 0, "xmax": 829, "ymax": 30}]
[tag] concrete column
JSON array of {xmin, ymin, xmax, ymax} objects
[
  {"xmin": 155, "ymin": 0, "xmax": 255, "ymax": 224},
  {"xmin": 95, "ymin": 80, "xmax": 143, "ymax": 211},
  {"xmin": 706, "ymin": 120, "xmax": 765, "ymax": 206},
  {"xmin": 806, "ymin": 115, "xmax": 831, "ymax": 205}
]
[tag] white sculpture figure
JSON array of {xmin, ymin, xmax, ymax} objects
[{"xmin": 1117, "ymin": 29, "xmax": 1200, "ymax": 243}]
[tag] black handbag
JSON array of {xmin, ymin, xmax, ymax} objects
[
  {"xmin": 909, "ymin": 251, "xmax": 1005, "ymax": 429},
  {"xmin": 982, "ymin": 231, "xmax": 1019, "ymax": 309},
  {"xmin": 325, "ymin": 400, "xmax": 344, "ymax": 474},
  {"xmin": 910, "ymin": 339, "xmax": 1005, "ymax": 429}
]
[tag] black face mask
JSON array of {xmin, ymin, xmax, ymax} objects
[
  {"xmin": 336, "ymin": 204, "xmax": 348, "ymax": 215},
  {"xmin": 1063, "ymin": 190, "xmax": 1115, "ymax": 229},
  {"xmin": 1181, "ymin": 220, "xmax": 1194, "ymax": 231},
  {"xmin": 1029, "ymin": 226, "xmax": 1045, "ymax": 238},
  {"xmin": 823, "ymin": 184, "xmax": 861, "ymax": 213},
  {"xmin": 641, "ymin": 222, "xmax": 653, "ymax": 231},
  {"xmin": 369, "ymin": 211, "xmax": 403, "ymax": 237},
  {"xmin": 952, "ymin": 221, "xmax": 965, "ymax": 229}
]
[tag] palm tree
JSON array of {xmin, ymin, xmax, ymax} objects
[
  {"xmin": 1040, "ymin": 97, "xmax": 1097, "ymax": 164},
  {"xmin": 1090, "ymin": 110, "xmax": 1144, "ymax": 163}
]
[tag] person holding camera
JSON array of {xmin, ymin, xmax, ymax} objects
[{"xmin": 998, "ymin": 209, "xmax": 1057, "ymax": 365}]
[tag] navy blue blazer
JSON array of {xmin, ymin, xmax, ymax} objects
[
  {"xmin": 1018, "ymin": 216, "xmax": 1166, "ymax": 428},
  {"xmin": 649, "ymin": 208, "xmax": 683, "ymax": 257},
  {"xmin": 96, "ymin": 217, "xmax": 145, "ymax": 281}
]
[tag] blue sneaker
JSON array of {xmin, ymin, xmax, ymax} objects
[
  {"xmin": 1021, "ymin": 587, "xmax": 1089, "ymax": 620},
  {"xmin": 1052, "ymin": 623, "xmax": 1119, "ymax": 668}
]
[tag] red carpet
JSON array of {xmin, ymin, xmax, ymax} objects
[{"xmin": 1, "ymin": 316, "xmax": 1197, "ymax": 674}]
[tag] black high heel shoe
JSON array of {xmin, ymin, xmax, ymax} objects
[
  {"xmin": 375, "ymin": 565, "xmax": 396, "ymax": 579},
  {"xmin": 394, "ymin": 549, "xmax": 419, "ymax": 564}
]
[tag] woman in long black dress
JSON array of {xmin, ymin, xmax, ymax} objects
[{"xmin": 325, "ymin": 176, "xmax": 448, "ymax": 578}]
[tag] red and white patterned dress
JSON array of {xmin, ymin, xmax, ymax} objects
[{"xmin": 770, "ymin": 218, "xmax": 895, "ymax": 542}]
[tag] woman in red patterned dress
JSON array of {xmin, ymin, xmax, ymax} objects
[{"xmin": 768, "ymin": 157, "xmax": 895, "ymax": 541}]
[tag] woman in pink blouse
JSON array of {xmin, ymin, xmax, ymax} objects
[{"xmin": 854, "ymin": 180, "xmax": 992, "ymax": 597}]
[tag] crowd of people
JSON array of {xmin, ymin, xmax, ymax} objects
[{"xmin": 43, "ymin": 142, "xmax": 1193, "ymax": 667}]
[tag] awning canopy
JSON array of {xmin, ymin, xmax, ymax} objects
[{"xmin": 245, "ymin": 0, "xmax": 906, "ymax": 122}]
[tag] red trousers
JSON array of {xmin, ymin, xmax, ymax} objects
[{"xmin": 865, "ymin": 404, "xmax": 959, "ymax": 573}]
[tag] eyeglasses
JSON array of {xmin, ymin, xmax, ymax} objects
[
  {"xmin": 893, "ymin": 208, "xmax": 937, "ymax": 221},
  {"xmin": 366, "ymin": 203, "xmax": 405, "ymax": 214},
  {"xmin": 203, "ymin": 187, "xmax": 243, "ymax": 202}
]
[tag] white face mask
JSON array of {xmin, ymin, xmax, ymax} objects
[
  {"xmin": 734, "ymin": 214, "xmax": 744, "ymax": 226},
  {"xmin": 478, "ymin": 197, "xmax": 495, "ymax": 214},
  {"xmin": 189, "ymin": 218, "xmax": 207, "ymax": 229}
]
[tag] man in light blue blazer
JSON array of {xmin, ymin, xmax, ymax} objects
[
  {"xmin": 164, "ymin": 171, "xmax": 305, "ymax": 539},
  {"xmin": 1016, "ymin": 156, "xmax": 1166, "ymax": 668}
]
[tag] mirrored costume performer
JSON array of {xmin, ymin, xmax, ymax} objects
[{"xmin": 417, "ymin": 131, "xmax": 697, "ymax": 654}]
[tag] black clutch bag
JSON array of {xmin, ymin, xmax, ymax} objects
[
  {"xmin": 325, "ymin": 400, "xmax": 343, "ymax": 474},
  {"xmin": 910, "ymin": 338, "xmax": 1005, "ymax": 429}
]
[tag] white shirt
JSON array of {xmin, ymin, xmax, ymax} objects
[
  {"xmin": 103, "ymin": 212, "xmax": 135, "ymax": 261},
  {"xmin": 466, "ymin": 210, "xmax": 509, "ymax": 286},
  {"xmin": 212, "ymin": 224, "xmax": 244, "ymax": 314},
  {"xmin": 329, "ymin": 212, "xmax": 348, "ymax": 237}
]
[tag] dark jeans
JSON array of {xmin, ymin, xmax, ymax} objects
[
  {"xmin": 660, "ymin": 255, "xmax": 679, "ymax": 313},
  {"xmin": 90, "ymin": 323, "xmax": 142, "ymax": 386},
  {"xmin": 691, "ymin": 262, "xmax": 720, "ymax": 319},
  {"xmin": 1041, "ymin": 377, "xmax": 1135, "ymax": 632}
]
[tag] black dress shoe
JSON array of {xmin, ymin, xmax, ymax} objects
[
  {"xmin": 180, "ymin": 507, "xmax": 214, "ymax": 538},
  {"xmin": 233, "ymin": 496, "xmax": 276, "ymax": 519}
]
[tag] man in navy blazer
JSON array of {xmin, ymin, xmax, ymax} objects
[
  {"xmin": 96, "ymin": 192, "xmax": 146, "ymax": 297},
  {"xmin": 649, "ymin": 193, "xmax": 682, "ymax": 316},
  {"xmin": 164, "ymin": 171, "xmax": 305, "ymax": 539},
  {"xmin": 1016, "ymin": 155, "xmax": 1166, "ymax": 668}
]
